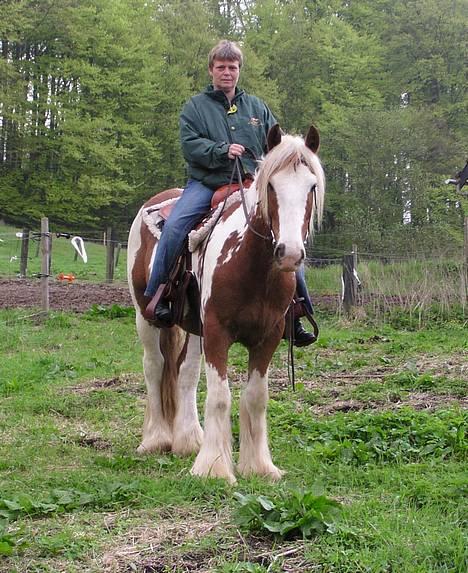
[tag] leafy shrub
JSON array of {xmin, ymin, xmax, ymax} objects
[
  {"xmin": 270, "ymin": 403, "xmax": 466, "ymax": 465},
  {"xmin": 234, "ymin": 489, "xmax": 341, "ymax": 539}
]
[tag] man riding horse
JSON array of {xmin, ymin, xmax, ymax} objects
[{"xmin": 144, "ymin": 39, "xmax": 316, "ymax": 346}]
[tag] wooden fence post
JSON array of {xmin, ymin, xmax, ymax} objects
[
  {"xmin": 40, "ymin": 217, "xmax": 50, "ymax": 314},
  {"xmin": 342, "ymin": 253, "xmax": 357, "ymax": 315},
  {"xmin": 19, "ymin": 228, "xmax": 30, "ymax": 278},
  {"xmin": 115, "ymin": 242, "xmax": 121, "ymax": 268},
  {"xmin": 106, "ymin": 226, "xmax": 115, "ymax": 283}
]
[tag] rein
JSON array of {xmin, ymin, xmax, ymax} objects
[{"xmin": 232, "ymin": 156, "xmax": 275, "ymax": 243}]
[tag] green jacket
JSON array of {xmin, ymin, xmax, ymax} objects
[{"xmin": 180, "ymin": 85, "xmax": 276, "ymax": 190}]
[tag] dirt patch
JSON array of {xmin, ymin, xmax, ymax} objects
[
  {"xmin": 0, "ymin": 277, "xmax": 133, "ymax": 312},
  {"xmin": 100, "ymin": 509, "xmax": 224, "ymax": 573},
  {"xmin": 66, "ymin": 374, "xmax": 145, "ymax": 396},
  {"xmin": 0, "ymin": 277, "xmax": 341, "ymax": 313}
]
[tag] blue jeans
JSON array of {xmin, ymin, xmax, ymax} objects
[
  {"xmin": 144, "ymin": 179, "xmax": 214, "ymax": 297},
  {"xmin": 296, "ymin": 264, "xmax": 314, "ymax": 314},
  {"xmin": 144, "ymin": 178, "xmax": 314, "ymax": 316}
]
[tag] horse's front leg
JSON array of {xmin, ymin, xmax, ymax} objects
[
  {"xmin": 191, "ymin": 325, "xmax": 235, "ymax": 483},
  {"xmin": 238, "ymin": 327, "xmax": 284, "ymax": 480}
]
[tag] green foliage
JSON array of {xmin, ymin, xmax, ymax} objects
[
  {"xmin": 0, "ymin": 519, "xmax": 22, "ymax": 556},
  {"xmin": 0, "ymin": 311, "xmax": 466, "ymax": 570},
  {"xmin": 0, "ymin": 0, "xmax": 465, "ymax": 252},
  {"xmin": 234, "ymin": 489, "xmax": 341, "ymax": 539},
  {"xmin": 0, "ymin": 482, "xmax": 141, "ymax": 521},
  {"xmin": 270, "ymin": 405, "xmax": 467, "ymax": 464},
  {"xmin": 85, "ymin": 304, "xmax": 135, "ymax": 319}
]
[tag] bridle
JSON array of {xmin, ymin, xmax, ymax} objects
[{"xmin": 231, "ymin": 154, "xmax": 318, "ymax": 246}]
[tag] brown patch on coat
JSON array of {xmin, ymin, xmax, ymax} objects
[{"xmin": 220, "ymin": 198, "xmax": 241, "ymax": 221}]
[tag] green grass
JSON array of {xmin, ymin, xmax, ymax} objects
[
  {"xmin": 0, "ymin": 222, "xmax": 128, "ymax": 283},
  {"xmin": 0, "ymin": 307, "xmax": 466, "ymax": 572}
]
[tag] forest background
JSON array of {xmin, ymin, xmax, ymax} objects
[{"xmin": 0, "ymin": 0, "xmax": 466, "ymax": 258}]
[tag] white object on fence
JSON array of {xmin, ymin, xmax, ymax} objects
[
  {"xmin": 71, "ymin": 236, "xmax": 88, "ymax": 263},
  {"xmin": 15, "ymin": 232, "xmax": 23, "ymax": 238}
]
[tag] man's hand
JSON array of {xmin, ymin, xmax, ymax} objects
[{"xmin": 228, "ymin": 143, "xmax": 245, "ymax": 159}]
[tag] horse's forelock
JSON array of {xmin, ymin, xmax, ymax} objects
[{"xmin": 255, "ymin": 135, "xmax": 325, "ymax": 230}]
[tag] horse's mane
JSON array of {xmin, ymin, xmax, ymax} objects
[{"xmin": 255, "ymin": 134, "xmax": 325, "ymax": 233}]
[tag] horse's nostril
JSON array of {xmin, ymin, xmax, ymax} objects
[{"xmin": 274, "ymin": 243, "xmax": 286, "ymax": 259}]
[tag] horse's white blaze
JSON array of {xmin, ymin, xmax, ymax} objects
[
  {"xmin": 238, "ymin": 368, "xmax": 283, "ymax": 480},
  {"xmin": 172, "ymin": 334, "xmax": 203, "ymax": 456},
  {"xmin": 190, "ymin": 363, "xmax": 235, "ymax": 483},
  {"xmin": 271, "ymin": 164, "xmax": 316, "ymax": 270}
]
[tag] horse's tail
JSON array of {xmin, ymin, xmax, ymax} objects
[{"xmin": 159, "ymin": 326, "xmax": 186, "ymax": 426}]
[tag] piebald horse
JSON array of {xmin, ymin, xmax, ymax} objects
[{"xmin": 127, "ymin": 125, "xmax": 325, "ymax": 483}]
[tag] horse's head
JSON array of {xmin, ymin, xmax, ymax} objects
[{"xmin": 256, "ymin": 125, "xmax": 325, "ymax": 272}]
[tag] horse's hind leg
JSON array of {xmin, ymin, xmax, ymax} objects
[
  {"xmin": 136, "ymin": 313, "xmax": 183, "ymax": 454},
  {"xmin": 172, "ymin": 334, "xmax": 203, "ymax": 456},
  {"xmin": 238, "ymin": 339, "xmax": 284, "ymax": 480}
]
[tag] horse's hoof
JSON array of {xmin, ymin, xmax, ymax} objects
[
  {"xmin": 136, "ymin": 439, "xmax": 172, "ymax": 455},
  {"xmin": 237, "ymin": 462, "xmax": 285, "ymax": 481},
  {"xmin": 191, "ymin": 457, "xmax": 236, "ymax": 484}
]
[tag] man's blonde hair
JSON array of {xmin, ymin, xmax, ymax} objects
[{"xmin": 208, "ymin": 40, "xmax": 243, "ymax": 69}]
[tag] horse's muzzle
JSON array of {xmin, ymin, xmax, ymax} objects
[{"xmin": 274, "ymin": 242, "xmax": 305, "ymax": 271}]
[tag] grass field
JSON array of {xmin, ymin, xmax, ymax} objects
[{"xmin": 0, "ymin": 306, "xmax": 466, "ymax": 572}]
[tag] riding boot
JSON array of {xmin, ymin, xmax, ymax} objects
[
  {"xmin": 293, "ymin": 318, "xmax": 316, "ymax": 347},
  {"xmin": 154, "ymin": 298, "xmax": 172, "ymax": 326}
]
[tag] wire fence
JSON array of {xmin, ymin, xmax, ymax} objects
[{"xmin": 1, "ymin": 223, "xmax": 466, "ymax": 321}]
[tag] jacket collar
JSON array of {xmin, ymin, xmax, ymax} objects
[{"xmin": 205, "ymin": 85, "xmax": 245, "ymax": 108}]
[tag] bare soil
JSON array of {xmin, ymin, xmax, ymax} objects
[
  {"xmin": 0, "ymin": 278, "xmax": 133, "ymax": 312},
  {"xmin": 0, "ymin": 277, "xmax": 339, "ymax": 313}
]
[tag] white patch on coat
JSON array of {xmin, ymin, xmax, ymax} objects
[
  {"xmin": 194, "ymin": 187, "xmax": 254, "ymax": 316},
  {"xmin": 238, "ymin": 368, "xmax": 283, "ymax": 480}
]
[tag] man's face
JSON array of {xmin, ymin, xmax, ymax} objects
[{"xmin": 209, "ymin": 59, "xmax": 240, "ymax": 94}]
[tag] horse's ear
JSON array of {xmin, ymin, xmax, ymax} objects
[
  {"xmin": 305, "ymin": 125, "xmax": 320, "ymax": 153},
  {"xmin": 267, "ymin": 124, "xmax": 282, "ymax": 151}
]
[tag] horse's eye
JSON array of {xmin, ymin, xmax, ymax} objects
[{"xmin": 310, "ymin": 184, "xmax": 317, "ymax": 194}]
